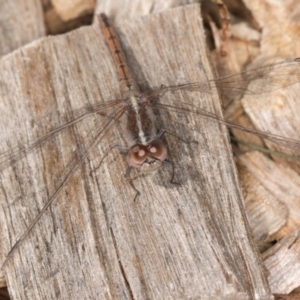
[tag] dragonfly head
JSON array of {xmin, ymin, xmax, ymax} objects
[{"xmin": 127, "ymin": 139, "xmax": 167, "ymax": 173}]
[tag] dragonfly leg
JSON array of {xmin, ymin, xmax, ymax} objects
[
  {"xmin": 90, "ymin": 145, "xmax": 128, "ymax": 176},
  {"xmin": 155, "ymin": 129, "xmax": 167, "ymax": 139},
  {"xmin": 123, "ymin": 166, "xmax": 141, "ymax": 202},
  {"xmin": 124, "ymin": 166, "xmax": 132, "ymax": 177},
  {"xmin": 90, "ymin": 145, "xmax": 141, "ymax": 201},
  {"xmin": 164, "ymin": 158, "xmax": 180, "ymax": 185},
  {"xmin": 128, "ymin": 179, "xmax": 140, "ymax": 202}
]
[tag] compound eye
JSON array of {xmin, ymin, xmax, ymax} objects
[
  {"xmin": 127, "ymin": 145, "xmax": 148, "ymax": 168},
  {"xmin": 148, "ymin": 139, "xmax": 167, "ymax": 162}
]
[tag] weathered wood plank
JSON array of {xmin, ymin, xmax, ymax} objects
[
  {"xmin": 0, "ymin": 5, "xmax": 272, "ymax": 299},
  {"xmin": 0, "ymin": 0, "xmax": 45, "ymax": 57},
  {"xmin": 0, "ymin": 0, "xmax": 46, "ymax": 289}
]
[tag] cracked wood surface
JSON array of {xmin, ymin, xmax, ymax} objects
[{"xmin": 0, "ymin": 5, "xmax": 272, "ymax": 299}]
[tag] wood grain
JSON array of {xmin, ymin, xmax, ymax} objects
[
  {"xmin": 263, "ymin": 229, "xmax": 300, "ymax": 294},
  {"xmin": 0, "ymin": 5, "xmax": 272, "ymax": 299},
  {"xmin": 238, "ymin": 151, "xmax": 300, "ymax": 239},
  {"xmin": 0, "ymin": 0, "xmax": 45, "ymax": 57},
  {"xmin": 0, "ymin": 0, "xmax": 46, "ymax": 289}
]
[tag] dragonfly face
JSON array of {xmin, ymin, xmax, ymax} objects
[{"xmin": 126, "ymin": 138, "xmax": 167, "ymax": 172}]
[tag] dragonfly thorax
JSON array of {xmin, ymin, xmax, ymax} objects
[{"xmin": 127, "ymin": 139, "xmax": 167, "ymax": 172}]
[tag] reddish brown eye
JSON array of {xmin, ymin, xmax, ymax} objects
[
  {"xmin": 126, "ymin": 140, "xmax": 167, "ymax": 171},
  {"xmin": 127, "ymin": 145, "xmax": 148, "ymax": 168},
  {"xmin": 147, "ymin": 139, "xmax": 167, "ymax": 162}
]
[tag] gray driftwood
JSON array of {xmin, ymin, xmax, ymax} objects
[
  {"xmin": 0, "ymin": 5, "xmax": 272, "ymax": 299},
  {"xmin": 0, "ymin": 0, "xmax": 45, "ymax": 289},
  {"xmin": 0, "ymin": 0, "xmax": 45, "ymax": 57}
]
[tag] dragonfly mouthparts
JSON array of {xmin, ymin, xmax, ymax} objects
[{"xmin": 140, "ymin": 157, "xmax": 162, "ymax": 173}]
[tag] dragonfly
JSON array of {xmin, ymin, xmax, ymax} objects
[{"xmin": 1, "ymin": 13, "xmax": 300, "ymax": 268}]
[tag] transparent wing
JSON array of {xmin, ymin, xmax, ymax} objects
[
  {"xmin": 142, "ymin": 57, "xmax": 300, "ymax": 153},
  {"xmin": 142, "ymin": 57, "xmax": 300, "ymax": 98},
  {"xmin": 2, "ymin": 106, "xmax": 126, "ymax": 268},
  {"xmin": 2, "ymin": 58, "xmax": 300, "ymax": 171},
  {"xmin": 151, "ymin": 101, "xmax": 300, "ymax": 151},
  {"xmin": 0, "ymin": 99, "xmax": 123, "ymax": 170}
]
